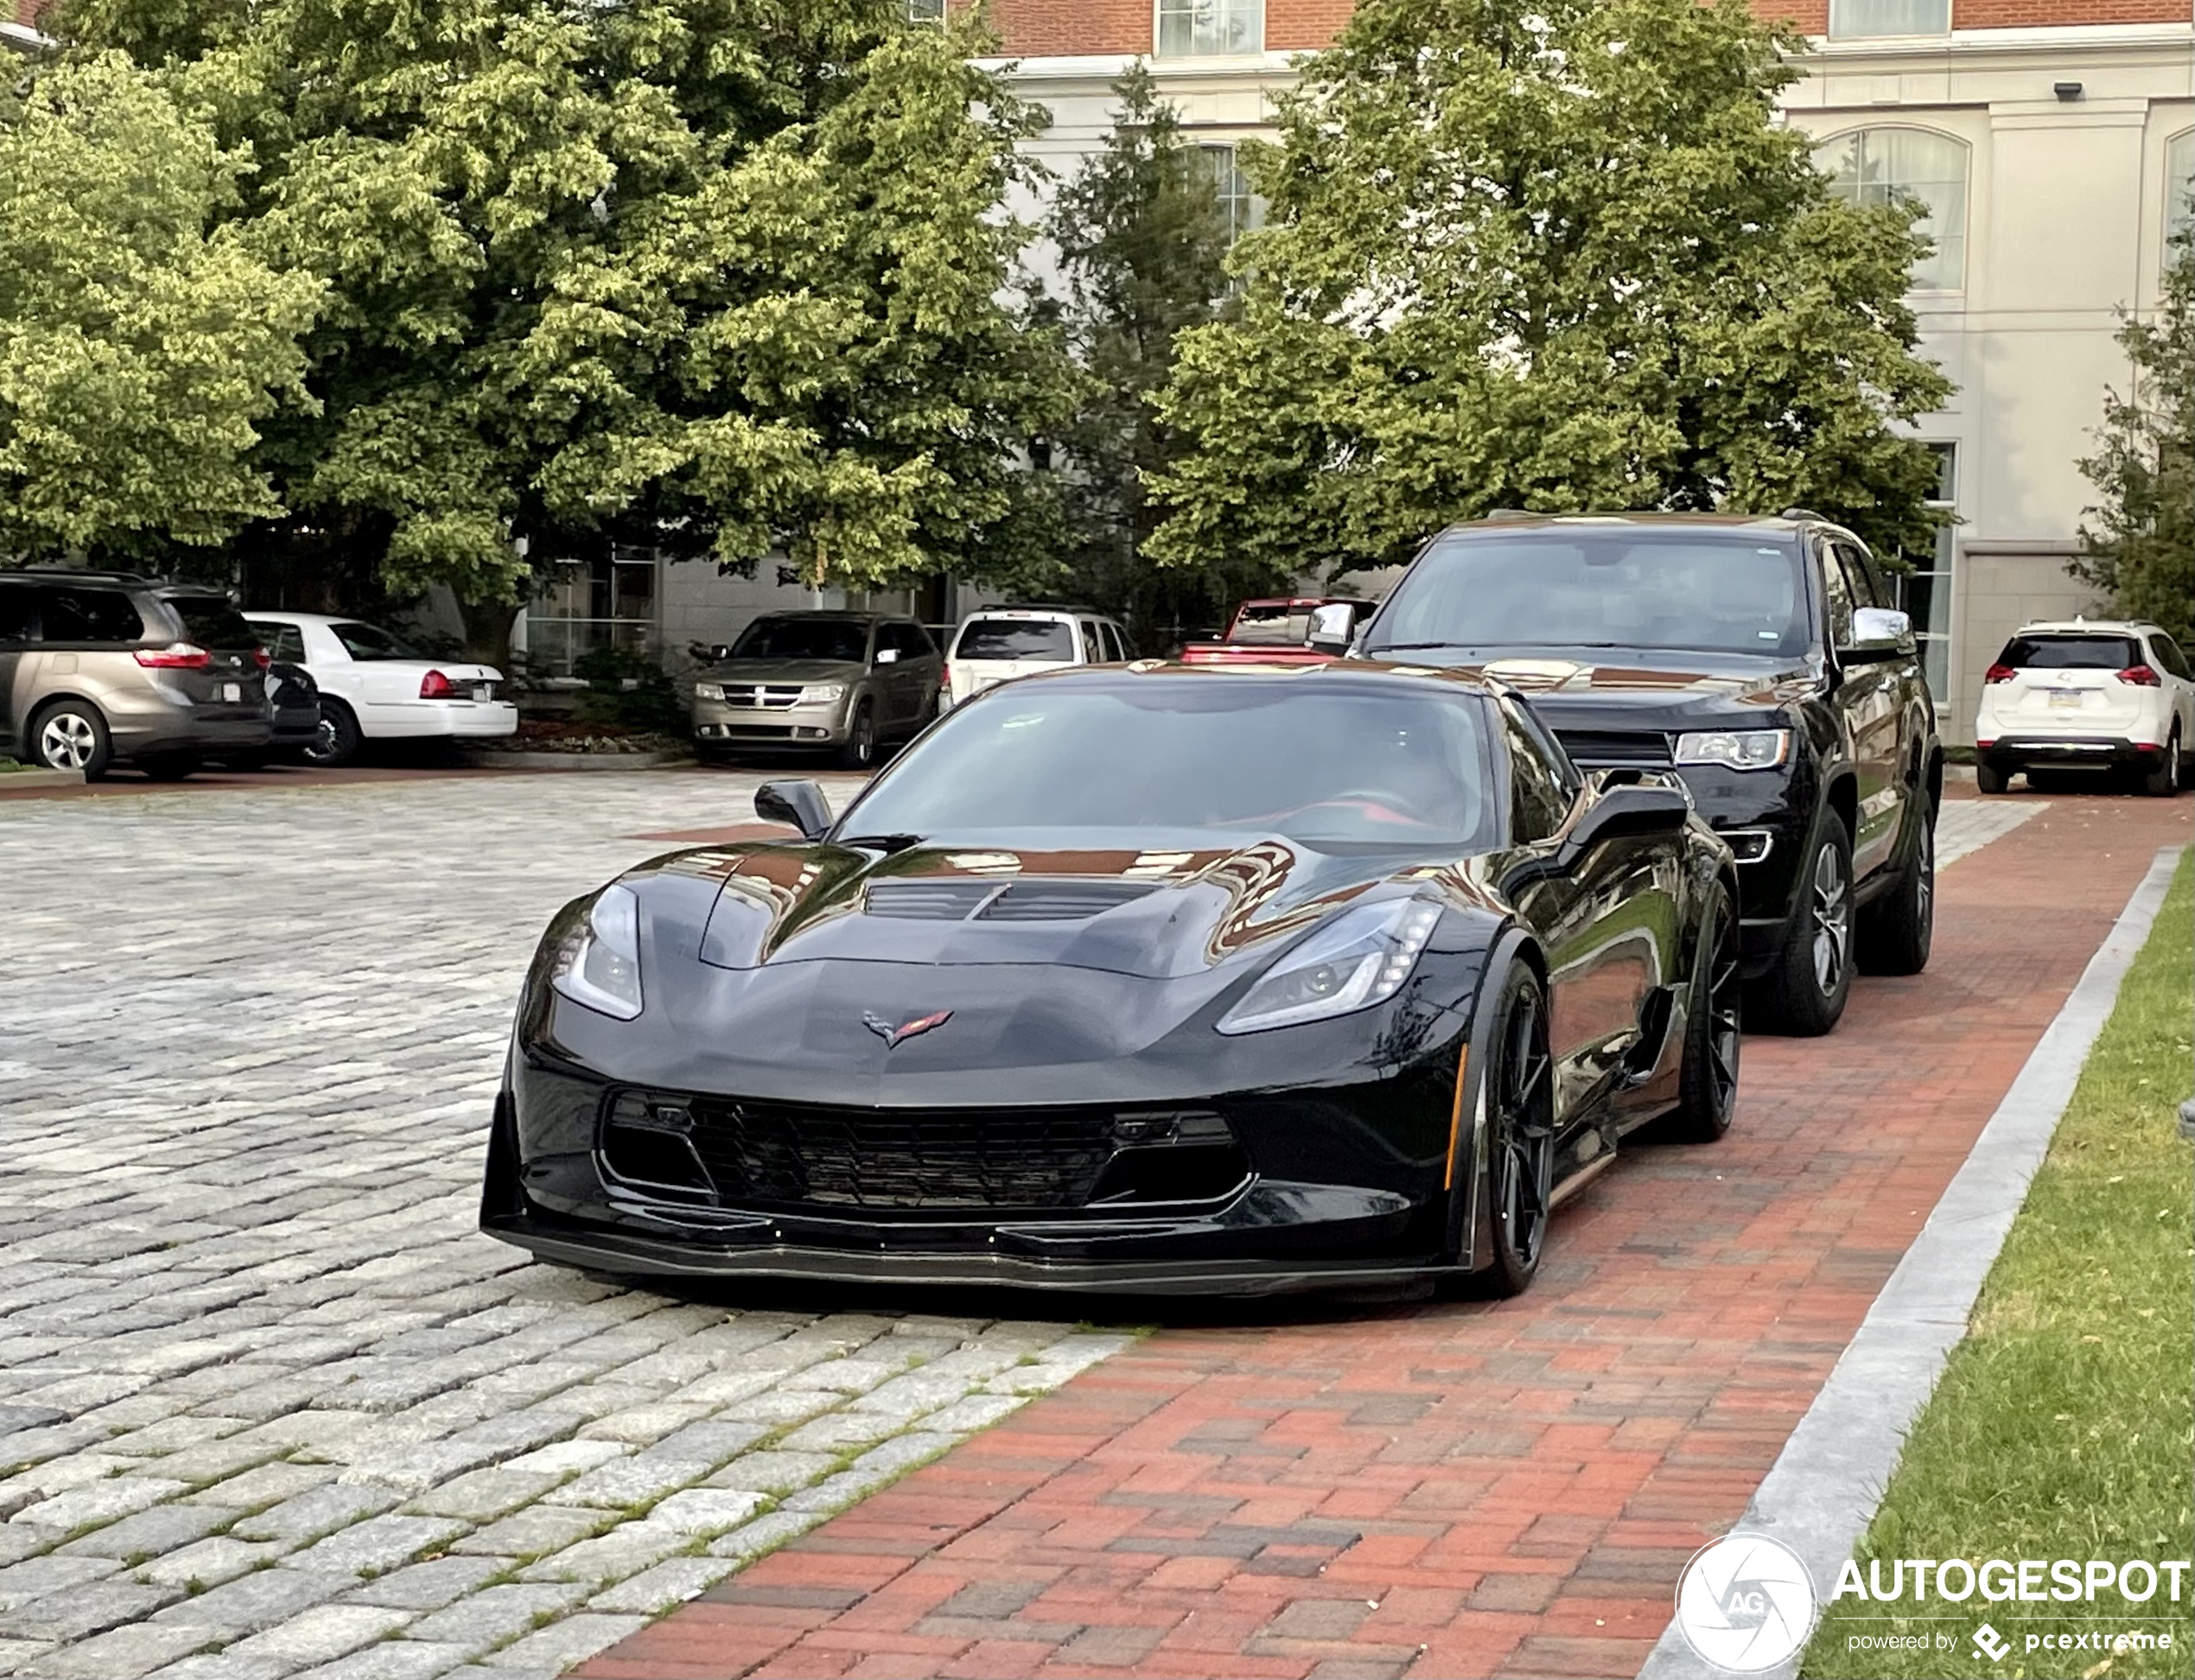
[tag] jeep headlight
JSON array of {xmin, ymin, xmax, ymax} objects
[
  {"xmin": 1674, "ymin": 729, "xmax": 1790, "ymax": 771},
  {"xmin": 1215, "ymin": 899, "xmax": 1441, "ymax": 1035},
  {"xmin": 549, "ymin": 884, "xmax": 644, "ymax": 1021}
]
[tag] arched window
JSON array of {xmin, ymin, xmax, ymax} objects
[
  {"xmin": 1815, "ymin": 129, "xmax": 1969, "ymax": 292},
  {"xmin": 2168, "ymin": 130, "xmax": 2194, "ymax": 250}
]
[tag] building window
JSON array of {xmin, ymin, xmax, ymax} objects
[
  {"xmin": 1157, "ymin": 0, "xmax": 1263, "ymax": 57},
  {"xmin": 1194, "ymin": 145, "xmax": 1263, "ymax": 243},
  {"xmin": 1901, "ymin": 443, "xmax": 1956, "ymax": 703},
  {"xmin": 903, "ymin": 0, "xmax": 946, "ymax": 22},
  {"xmin": 1815, "ymin": 128, "xmax": 1969, "ymax": 292},
  {"xmin": 1828, "ymin": 0, "xmax": 1948, "ymax": 36},
  {"xmin": 2168, "ymin": 131, "xmax": 2194, "ymax": 249},
  {"xmin": 528, "ymin": 549, "xmax": 657, "ymax": 678}
]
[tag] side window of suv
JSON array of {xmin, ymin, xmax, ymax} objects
[
  {"xmin": 2149, "ymin": 634, "xmax": 2192, "ymax": 682},
  {"xmin": 1078, "ymin": 620, "xmax": 1102, "ymax": 664},
  {"xmin": 39, "ymin": 586, "xmax": 143, "ymax": 645},
  {"xmin": 1501, "ymin": 701, "xmax": 1573, "ymax": 843},
  {"xmin": 1818, "ymin": 541, "xmax": 1856, "ymax": 649}
]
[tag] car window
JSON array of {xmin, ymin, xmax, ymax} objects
[
  {"xmin": 1819, "ymin": 544, "xmax": 1855, "ymax": 649},
  {"xmin": 839, "ymin": 679, "xmax": 1496, "ymax": 850},
  {"xmin": 248, "ymin": 621, "xmax": 309, "ymax": 664},
  {"xmin": 0, "ymin": 584, "xmax": 35, "ymax": 643},
  {"xmin": 1098, "ymin": 622, "xmax": 1123, "ymax": 661},
  {"xmin": 330, "ymin": 620, "xmax": 423, "ymax": 661},
  {"xmin": 1501, "ymin": 703, "xmax": 1572, "ymax": 843},
  {"xmin": 39, "ymin": 586, "xmax": 143, "ymax": 645},
  {"xmin": 1829, "ymin": 542, "xmax": 1879, "ymax": 609},
  {"xmin": 901, "ymin": 622, "xmax": 937, "ymax": 658},
  {"xmin": 1998, "ymin": 635, "xmax": 2141, "ymax": 671},
  {"xmin": 1113, "ymin": 621, "xmax": 1140, "ymax": 659},
  {"xmin": 1230, "ymin": 603, "xmax": 1320, "ymax": 645},
  {"xmin": 2147, "ymin": 635, "xmax": 2192, "ymax": 681},
  {"xmin": 169, "ymin": 596, "xmax": 258, "ymax": 650},
  {"xmin": 1079, "ymin": 621, "xmax": 1103, "ymax": 664},
  {"xmin": 1368, "ymin": 531, "xmax": 1809, "ymax": 659},
  {"xmin": 727, "ymin": 617, "xmax": 870, "ymax": 664},
  {"xmin": 951, "ymin": 618, "xmax": 1074, "ymax": 662}
]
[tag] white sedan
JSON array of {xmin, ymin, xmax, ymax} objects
[{"xmin": 243, "ymin": 611, "xmax": 519, "ymax": 767}]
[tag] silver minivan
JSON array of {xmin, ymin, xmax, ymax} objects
[{"xmin": 0, "ymin": 570, "xmax": 274, "ymax": 780}]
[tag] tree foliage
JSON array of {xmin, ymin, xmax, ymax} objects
[
  {"xmin": 1147, "ymin": 0, "xmax": 1953, "ymax": 579},
  {"xmin": 54, "ymin": 0, "xmax": 1076, "ymax": 608},
  {"xmin": 0, "ymin": 54, "xmax": 319, "ymax": 560},
  {"xmin": 2071, "ymin": 233, "xmax": 2192, "ymax": 646},
  {"xmin": 1040, "ymin": 66, "xmax": 1273, "ymax": 642}
]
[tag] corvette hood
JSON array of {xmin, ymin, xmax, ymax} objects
[{"xmin": 652, "ymin": 832, "xmax": 1455, "ymax": 981}]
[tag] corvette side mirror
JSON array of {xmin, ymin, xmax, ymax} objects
[
  {"xmin": 1307, "ymin": 602, "xmax": 1356, "ymax": 654},
  {"xmin": 755, "ymin": 780, "xmax": 831, "ymax": 842}
]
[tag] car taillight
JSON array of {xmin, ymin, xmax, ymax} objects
[
  {"xmin": 2117, "ymin": 664, "xmax": 2160, "ymax": 686},
  {"xmin": 133, "ymin": 641, "xmax": 211, "ymax": 669},
  {"xmin": 939, "ymin": 662, "xmax": 951, "ymax": 690},
  {"xmin": 1976, "ymin": 739, "xmax": 1994, "ymax": 750},
  {"xmin": 1983, "ymin": 663, "xmax": 2016, "ymax": 684},
  {"xmin": 252, "ymin": 646, "xmax": 271, "ymax": 671},
  {"xmin": 419, "ymin": 670, "xmax": 459, "ymax": 698}
]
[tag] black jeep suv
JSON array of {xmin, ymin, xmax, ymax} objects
[{"xmin": 1348, "ymin": 512, "xmax": 1942, "ymax": 1034}]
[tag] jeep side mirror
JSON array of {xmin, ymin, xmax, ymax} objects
[
  {"xmin": 1842, "ymin": 607, "xmax": 1912, "ymax": 664},
  {"xmin": 754, "ymin": 780, "xmax": 832, "ymax": 842},
  {"xmin": 1307, "ymin": 602, "xmax": 1357, "ymax": 654}
]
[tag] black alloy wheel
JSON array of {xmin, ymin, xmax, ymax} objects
[
  {"xmin": 304, "ymin": 700, "xmax": 362, "ymax": 767},
  {"xmin": 838, "ymin": 702, "xmax": 876, "ymax": 771},
  {"xmin": 1659, "ymin": 883, "xmax": 1741, "ymax": 1142},
  {"xmin": 1480, "ymin": 967, "xmax": 1556, "ymax": 1297},
  {"xmin": 1859, "ymin": 797, "xmax": 1935, "ymax": 977},
  {"xmin": 1750, "ymin": 819, "xmax": 1854, "ymax": 1037}
]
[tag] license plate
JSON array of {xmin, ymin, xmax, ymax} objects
[
  {"xmin": 2047, "ymin": 690, "xmax": 2083, "ymax": 709},
  {"xmin": 471, "ymin": 684, "xmax": 490, "ymax": 703},
  {"xmin": 220, "ymin": 682, "xmax": 241, "ymax": 703}
]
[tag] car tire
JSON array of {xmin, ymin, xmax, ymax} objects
[
  {"xmin": 1473, "ymin": 963, "xmax": 1556, "ymax": 1299},
  {"xmin": 1975, "ymin": 762, "xmax": 2008, "ymax": 795},
  {"xmin": 1857, "ymin": 793, "xmax": 1935, "ymax": 977},
  {"xmin": 304, "ymin": 700, "xmax": 362, "ymax": 767},
  {"xmin": 1747, "ymin": 817, "xmax": 1855, "ymax": 1037},
  {"xmin": 1654, "ymin": 881, "xmax": 1740, "ymax": 1143},
  {"xmin": 2142, "ymin": 728, "xmax": 2181, "ymax": 798},
  {"xmin": 28, "ymin": 701, "xmax": 111, "ymax": 780},
  {"xmin": 137, "ymin": 754, "xmax": 200, "ymax": 782},
  {"xmin": 837, "ymin": 702, "xmax": 876, "ymax": 771}
]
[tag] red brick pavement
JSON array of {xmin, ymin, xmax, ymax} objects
[{"xmin": 580, "ymin": 792, "xmax": 2192, "ymax": 1680}]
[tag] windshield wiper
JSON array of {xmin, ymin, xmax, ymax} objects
[{"xmin": 837, "ymin": 832, "xmax": 926, "ymax": 855}]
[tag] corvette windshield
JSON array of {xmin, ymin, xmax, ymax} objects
[
  {"xmin": 841, "ymin": 681, "xmax": 1495, "ymax": 847},
  {"xmin": 1371, "ymin": 531, "xmax": 1810, "ymax": 659}
]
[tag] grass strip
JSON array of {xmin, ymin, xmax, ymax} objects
[{"xmin": 1804, "ymin": 852, "xmax": 2193, "ymax": 1679}]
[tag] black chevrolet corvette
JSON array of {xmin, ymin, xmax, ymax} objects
[{"xmin": 481, "ymin": 664, "xmax": 1741, "ymax": 1297}]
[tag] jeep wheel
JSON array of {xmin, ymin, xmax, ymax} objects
[
  {"xmin": 1857, "ymin": 795, "xmax": 1934, "ymax": 977},
  {"xmin": 1748, "ymin": 818, "xmax": 1854, "ymax": 1037}
]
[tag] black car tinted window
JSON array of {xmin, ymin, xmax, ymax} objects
[
  {"xmin": 953, "ymin": 619, "xmax": 1074, "ymax": 661},
  {"xmin": 1504, "ymin": 710, "xmax": 1570, "ymax": 844},
  {"xmin": 843, "ymin": 680, "xmax": 1496, "ymax": 849},
  {"xmin": 0, "ymin": 583, "xmax": 35, "ymax": 642},
  {"xmin": 169, "ymin": 596, "xmax": 257, "ymax": 649},
  {"xmin": 331, "ymin": 621, "xmax": 422, "ymax": 660},
  {"xmin": 1999, "ymin": 635, "xmax": 2140, "ymax": 671},
  {"xmin": 728, "ymin": 617, "xmax": 870, "ymax": 663},
  {"xmin": 1370, "ymin": 531, "xmax": 1809, "ymax": 658},
  {"xmin": 41, "ymin": 586, "xmax": 144, "ymax": 645},
  {"xmin": 1829, "ymin": 542, "xmax": 1879, "ymax": 609}
]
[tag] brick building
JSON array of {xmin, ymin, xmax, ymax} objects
[{"xmin": 976, "ymin": 0, "xmax": 2194, "ymax": 745}]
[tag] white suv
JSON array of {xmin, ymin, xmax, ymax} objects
[
  {"xmin": 1975, "ymin": 619, "xmax": 2194, "ymax": 796},
  {"xmin": 939, "ymin": 608, "xmax": 1133, "ymax": 711}
]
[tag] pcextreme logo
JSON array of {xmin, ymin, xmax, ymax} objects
[{"xmin": 1675, "ymin": 1534, "xmax": 1817, "ymax": 1673}]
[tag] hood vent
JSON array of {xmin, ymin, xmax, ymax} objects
[{"xmin": 862, "ymin": 878, "xmax": 1160, "ymax": 923}]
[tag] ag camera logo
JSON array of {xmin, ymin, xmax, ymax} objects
[{"xmin": 1676, "ymin": 1534, "xmax": 1817, "ymax": 1672}]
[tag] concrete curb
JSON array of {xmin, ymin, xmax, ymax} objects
[
  {"xmin": 1638, "ymin": 843, "xmax": 2189, "ymax": 1680},
  {"xmin": 0, "ymin": 767, "xmax": 86, "ymax": 792}
]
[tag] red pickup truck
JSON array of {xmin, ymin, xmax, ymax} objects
[{"xmin": 1179, "ymin": 597, "xmax": 1379, "ymax": 667}]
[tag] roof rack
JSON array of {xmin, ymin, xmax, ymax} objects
[
  {"xmin": 1778, "ymin": 506, "xmax": 1830, "ymax": 523},
  {"xmin": 1478, "ymin": 509, "xmax": 1540, "ymax": 523}
]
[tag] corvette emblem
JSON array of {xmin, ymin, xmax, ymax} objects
[{"xmin": 863, "ymin": 1009, "xmax": 953, "ymax": 1048}]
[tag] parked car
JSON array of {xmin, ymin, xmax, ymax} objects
[
  {"xmin": 217, "ymin": 660, "xmax": 323, "ymax": 769},
  {"xmin": 1180, "ymin": 597, "xmax": 1379, "ymax": 667},
  {"xmin": 691, "ymin": 612, "xmax": 939, "ymax": 769},
  {"xmin": 1974, "ymin": 619, "xmax": 2194, "ymax": 797},
  {"xmin": 939, "ymin": 607, "xmax": 1131, "ymax": 711},
  {"xmin": 480, "ymin": 661, "xmax": 1740, "ymax": 1299},
  {"xmin": 0, "ymin": 570, "xmax": 273, "ymax": 780},
  {"xmin": 1337, "ymin": 511, "xmax": 1941, "ymax": 1036},
  {"xmin": 241, "ymin": 612, "xmax": 519, "ymax": 767}
]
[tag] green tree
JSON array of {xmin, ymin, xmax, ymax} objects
[
  {"xmin": 0, "ymin": 54, "xmax": 319, "ymax": 561},
  {"xmin": 1041, "ymin": 65, "xmax": 1266, "ymax": 644},
  {"xmin": 58, "ymin": 0, "xmax": 1074, "ymax": 653},
  {"xmin": 2071, "ymin": 233, "xmax": 2192, "ymax": 646},
  {"xmin": 1147, "ymin": 0, "xmax": 1953, "ymax": 581}
]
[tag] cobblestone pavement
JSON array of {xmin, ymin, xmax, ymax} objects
[{"xmin": 0, "ymin": 773, "xmax": 1132, "ymax": 1680}]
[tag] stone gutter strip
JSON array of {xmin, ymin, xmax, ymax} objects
[{"xmin": 1637, "ymin": 842, "xmax": 2188, "ymax": 1680}]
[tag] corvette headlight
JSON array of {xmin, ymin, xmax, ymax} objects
[
  {"xmin": 1674, "ymin": 729, "xmax": 1790, "ymax": 771},
  {"xmin": 1215, "ymin": 899, "xmax": 1441, "ymax": 1035},
  {"xmin": 798, "ymin": 683, "xmax": 847, "ymax": 705},
  {"xmin": 550, "ymin": 884, "xmax": 643, "ymax": 1020},
  {"xmin": 693, "ymin": 683, "xmax": 723, "ymax": 701}
]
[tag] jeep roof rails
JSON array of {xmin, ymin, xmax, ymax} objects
[
  {"xmin": 1779, "ymin": 506, "xmax": 1829, "ymax": 523},
  {"xmin": 1478, "ymin": 508, "xmax": 1539, "ymax": 523}
]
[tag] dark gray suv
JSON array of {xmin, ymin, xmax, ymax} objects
[{"xmin": 0, "ymin": 570, "xmax": 275, "ymax": 780}]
